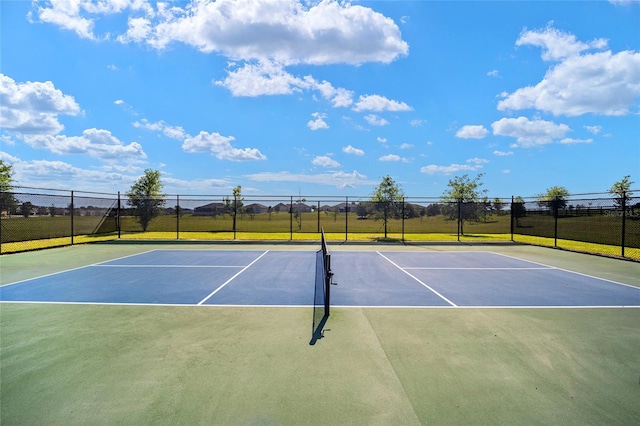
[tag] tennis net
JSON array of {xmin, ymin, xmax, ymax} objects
[{"xmin": 311, "ymin": 228, "xmax": 332, "ymax": 344}]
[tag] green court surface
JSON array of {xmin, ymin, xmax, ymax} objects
[{"xmin": 1, "ymin": 242, "xmax": 639, "ymax": 425}]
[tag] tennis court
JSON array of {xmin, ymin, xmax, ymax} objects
[
  {"xmin": 2, "ymin": 249, "xmax": 639, "ymax": 308},
  {"xmin": 1, "ymin": 242, "xmax": 640, "ymax": 425}
]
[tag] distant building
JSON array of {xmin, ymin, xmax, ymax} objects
[
  {"xmin": 245, "ymin": 203, "xmax": 268, "ymax": 214},
  {"xmin": 193, "ymin": 202, "xmax": 225, "ymax": 216}
]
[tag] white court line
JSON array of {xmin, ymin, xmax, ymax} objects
[
  {"xmin": 197, "ymin": 250, "xmax": 270, "ymax": 305},
  {"xmin": 93, "ymin": 264, "xmax": 245, "ymax": 268},
  {"xmin": 1, "ymin": 300, "xmax": 638, "ymax": 309},
  {"xmin": 0, "ymin": 249, "xmax": 159, "ymax": 288},
  {"xmin": 489, "ymin": 251, "xmax": 640, "ymax": 291},
  {"xmin": 403, "ymin": 267, "xmax": 552, "ymax": 270},
  {"xmin": 376, "ymin": 251, "xmax": 457, "ymax": 307}
]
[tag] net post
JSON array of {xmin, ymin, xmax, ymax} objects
[
  {"xmin": 71, "ymin": 190, "xmax": 75, "ymax": 246},
  {"xmin": 324, "ymin": 252, "xmax": 331, "ymax": 317}
]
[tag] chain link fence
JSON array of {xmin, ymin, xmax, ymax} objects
[
  {"xmin": 512, "ymin": 193, "xmax": 639, "ymax": 258},
  {"xmin": 1, "ymin": 187, "xmax": 638, "ymax": 260}
]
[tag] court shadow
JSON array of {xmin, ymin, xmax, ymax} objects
[{"xmin": 309, "ymin": 315, "xmax": 329, "ymax": 345}]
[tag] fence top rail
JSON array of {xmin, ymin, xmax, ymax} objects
[
  {"xmin": 4, "ymin": 186, "xmax": 119, "ymax": 197},
  {"xmin": 5, "ymin": 186, "xmax": 639, "ymax": 200}
]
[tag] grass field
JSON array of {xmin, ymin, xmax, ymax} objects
[
  {"xmin": 1, "ymin": 212, "xmax": 638, "ymax": 260},
  {"xmin": 1, "ymin": 243, "xmax": 639, "ymax": 425}
]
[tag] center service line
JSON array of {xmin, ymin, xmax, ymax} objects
[
  {"xmin": 197, "ymin": 250, "xmax": 270, "ymax": 306},
  {"xmin": 376, "ymin": 251, "xmax": 457, "ymax": 307}
]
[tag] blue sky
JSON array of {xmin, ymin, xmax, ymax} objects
[{"xmin": 1, "ymin": 0, "xmax": 639, "ymax": 198}]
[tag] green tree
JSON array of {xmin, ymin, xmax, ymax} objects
[
  {"xmin": 293, "ymin": 192, "xmax": 306, "ymax": 230},
  {"xmin": 0, "ymin": 160, "xmax": 13, "ymax": 190},
  {"xmin": 609, "ymin": 175, "xmax": 634, "ymax": 210},
  {"xmin": 537, "ymin": 186, "xmax": 569, "ymax": 217},
  {"xmin": 232, "ymin": 185, "xmax": 244, "ymax": 230},
  {"xmin": 126, "ymin": 169, "xmax": 165, "ymax": 232},
  {"xmin": 223, "ymin": 185, "xmax": 244, "ymax": 230},
  {"xmin": 493, "ymin": 198, "xmax": 504, "ymax": 215},
  {"xmin": 0, "ymin": 160, "xmax": 18, "ymax": 215},
  {"xmin": 512, "ymin": 196, "xmax": 527, "ymax": 227},
  {"xmin": 21, "ymin": 201, "xmax": 34, "ymax": 218},
  {"xmin": 440, "ymin": 173, "xmax": 488, "ymax": 235},
  {"xmin": 370, "ymin": 175, "xmax": 404, "ymax": 238}
]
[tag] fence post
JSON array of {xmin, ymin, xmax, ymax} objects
[
  {"xmin": 621, "ymin": 191, "xmax": 626, "ymax": 258},
  {"xmin": 290, "ymin": 196, "xmax": 293, "ymax": 241},
  {"xmin": 317, "ymin": 200, "xmax": 320, "ymax": 233},
  {"xmin": 457, "ymin": 198, "xmax": 461, "ymax": 242},
  {"xmin": 510, "ymin": 196, "xmax": 514, "ymax": 242},
  {"xmin": 117, "ymin": 191, "xmax": 121, "ymax": 239},
  {"xmin": 176, "ymin": 194, "xmax": 180, "ymax": 240},
  {"xmin": 402, "ymin": 197, "xmax": 405, "ymax": 242},
  {"xmin": 345, "ymin": 196, "xmax": 349, "ymax": 241},
  {"xmin": 233, "ymin": 194, "xmax": 237, "ymax": 240},
  {"xmin": 554, "ymin": 195, "xmax": 558, "ymax": 247},
  {"xmin": 70, "ymin": 190, "xmax": 75, "ymax": 246},
  {"xmin": 0, "ymin": 191, "xmax": 3, "ymax": 254}
]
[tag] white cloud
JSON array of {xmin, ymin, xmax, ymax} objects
[
  {"xmin": 3, "ymin": 154, "xmax": 147, "ymax": 192},
  {"xmin": 215, "ymin": 60, "xmax": 308, "ymax": 97},
  {"xmin": 133, "ymin": 119, "xmax": 186, "ymax": 139},
  {"xmin": 493, "ymin": 150, "xmax": 514, "ymax": 156},
  {"xmin": 312, "ymin": 79, "xmax": 354, "ymax": 108},
  {"xmin": 379, "ymin": 154, "xmax": 401, "ymax": 162},
  {"xmin": 487, "ymin": 70, "xmax": 499, "ymax": 77},
  {"xmin": 215, "ymin": 61, "xmax": 355, "ymax": 108},
  {"xmin": 342, "ymin": 145, "xmax": 365, "ymax": 156},
  {"xmin": 183, "ymin": 131, "xmax": 266, "ymax": 161},
  {"xmin": 245, "ymin": 170, "xmax": 373, "ymax": 189},
  {"xmin": 364, "ymin": 114, "xmax": 389, "ymax": 127},
  {"xmin": 499, "ymin": 26, "xmax": 640, "ymax": 116},
  {"xmin": 467, "ymin": 157, "xmax": 489, "ymax": 166},
  {"xmin": 409, "ymin": 119, "xmax": 426, "ymax": 127},
  {"xmin": 585, "ymin": 125, "xmax": 603, "ymax": 135},
  {"xmin": 491, "ymin": 117, "xmax": 571, "ymax": 147},
  {"xmin": 307, "ymin": 112, "xmax": 329, "ymax": 130},
  {"xmin": 379, "ymin": 154, "xmax": 410, "ymax": 162},
  {"xmin": 353, "ymin": 94, "xmax": 412, "ymax": 112},
  {"xmin": 377, "ymin": 137, "xmax": 388, "ymax": 143},
  {"xmin": 516, "ymin": 25, "xmax": 607, "ymax": 62},
  {"xmin": 559, "ymin": 138, "xmax": 593, "ymax": 144},
  {"xmin": 0, "ymin": 74, "xmax": 81, "ymax": 135},
  {"xmin": 455, "ymin": 125, "xmax": 489, "ymax": 139},
  {"xmin": 32, "ymin": 0, "xmax": 153, "ymax": 41},
  {"xmin": 312, "ymin": 155, "xmax": 340, "ymax": 168},
  {"xmin": 23, "ymin": 128, "xmax": 146, "ymax": 161},
  {"xmin": 118, "ymin": 16, "xmax": 153, "ymax": 44},
  {"xmin": 399, "ymin": 143, "xmax": 413, "ymax": 150},
  {"xmin": 420, "ymin": 158, "xmax": 488, "ymax": 175},
  {"xmin": 31, "ymin": 1, "xmax": 97, "ymax": 40},
  {"xmin": 112, "ymin": 0, "xmax": 408, "ymax": 66},
  {"xmin": 0, "ymin": 151, "xmax": 20, "ymax": 163}
]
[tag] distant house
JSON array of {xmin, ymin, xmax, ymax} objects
[
  {"xmin": 294, "ymin": 203, "xmax": 313, "ymax": 213},
  {"xmin": 333, "ymin": 202, "xmax": 355, "ymax": 213},
  {"xmin": 271, "ymin": 203, "xmax": 313, "ymax": 213},
  {"xmin": 193, "ymin": 202, "xmax": 225, "ymax": 216},
  {"xmin": 245, "ymin": 203, "xmax": 268, "ymax": 214}
]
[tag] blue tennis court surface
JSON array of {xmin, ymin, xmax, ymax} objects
[{"xmin": 2, "ymin": 250, "xmax": 639, "ymax": 308}]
